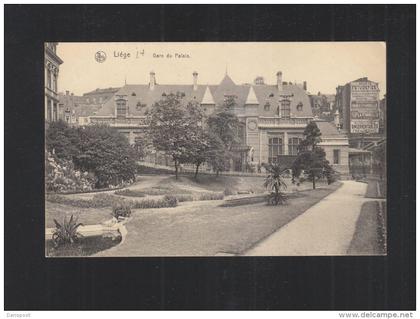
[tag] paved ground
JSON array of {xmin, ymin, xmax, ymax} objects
[
  {"xmin": 244, "ymin": 180, "xmax": 368, "ymax": 256},
  {"xmin": 94, "ymin": 183, "xmax": 340, "ymax": 257}
]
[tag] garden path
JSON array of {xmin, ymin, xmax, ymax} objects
[{"xmin": 245, "ymin": 181, "xmax": 369, "ymax": 256}]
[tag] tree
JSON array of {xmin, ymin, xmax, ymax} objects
[
  {"xmin": 206, "ymin": 96, "xmax": 241, "ymax": 174},
  {"xmin": 264, "ymin": 163, "xmax": 288, "ymax": 205},
  {"xmin": 292, "ymin": 121, "xmax": 333, "ymax": 189},
  {"xmin": 148, "ymin": 93, "xmax": 204, "ymax": 179},
  {"xmin": 46, "ymin": 120, "xmax": 80, "ymax": 160},
  {"xmin": 73, "ymin": 124, "xmax": 137, "ymax": 188}
]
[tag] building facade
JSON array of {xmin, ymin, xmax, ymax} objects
[
  {"xmin": 71, "ymin": 71, "xmax": 350, "ymax": 176},
  {"xmin": 45, "ymin": 43, "xmax": 63, "ymax": 122},
  {"xmin": 335, "ymin": 77, "xmax": 382, "ymax": 148}
]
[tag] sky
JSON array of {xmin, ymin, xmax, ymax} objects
[{"xmin": 57, "ymin": 42, "xmax": 386, "ymax": 97}]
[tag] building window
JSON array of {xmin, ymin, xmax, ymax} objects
[
  {"xmin": 288, "ymin": 137, "xmax": 302, "ymax": 155},
  {"xmin": 53, "ymin": 103, "xmax": 58, "ymax": 121},
  {"xmin": 53, "ymin": 73, "xmax": 57, "ymax": 92},
  {"xmin": 268, "ymin": 137, "xmax": 283, "ymax": 163},
  {"xmin": 333, "ymin": 149, "xmax": 340, "ymax": 164},
  {"xmin": 280, "ymin": 100, "xmax": 291, "ymax": 118},
  {"xmin": 47, "ymin": 99, "xmax": 52, "ymax": 121},
  {"xmin": 116, "ymin": 99, "xmax": 127, "ymax": 118},
  {"xmin": 47, "ymin": 69, "xmax": 52, "ymax": 89},
  {"xmin": 296, "ymin": 102, "xmax": 303, "ymax": 112},
  {"xmin": 264, "ymin": 102, "xmax": 270, "ymax": 111}
]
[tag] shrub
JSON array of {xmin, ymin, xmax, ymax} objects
[
  {"xmin": 163, "ymin": 195, "xmax": 178, "ymax": 206},
  {"xmin": 46, "ymin": 193, "xmax": 125, "ymax": 208},
  {"xmin": 52, "ymin": 215, "xmax": 83, "ymax": 247},
  {"xmin": 267, "ymin": 191, "xmax": 288, "ymax": 206},
  {"xmin": 92, "ymin": 193, "xmax": 125, "ymax": 207},
  {"xmin": 112, "ymin": 202, "xmax": 132, "ymax": 219},
  {"xmin": 132, "ymin": 196, "xmax": 178, "ymax": 209},
  {"xmin": 174, "ymin": 194, "xmax": 194, "ymax": 202},
  {"xmin": 46, "ymin": 194, "xmax": 100, "ymax": 208},
  {"xmin": 223, "ymin": 188, "xmax": 235, "ymax": 196},
  {"xmin": 45, "ymin": 151, "xmax": 95, "ymax": 193},
  {"xmin": 114, "ymin": 189, "xmax": 146, "ymax": 197},
  {"xmin": 198, "ymin": 192, "xmax": 224, "ymax": 201}
]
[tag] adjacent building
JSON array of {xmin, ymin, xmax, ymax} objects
[
  {"xmin": 78, "ymin": 71, "xmax": 350, "ymax": 176},
  {"xmin": 44, "ymin": 42, "xmax": 63, "ymax": 122},
  {"xmin": 335, "ymin": 77, "xmax": 382, "ymax": 148}
]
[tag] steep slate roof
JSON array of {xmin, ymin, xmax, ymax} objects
[
  {"xmin": 91, "ymin": 74, "xmax": 313, "ymax": 118},
  {"xmin": 315, "ymin": 120, "xmax": 346, "ymax": 138},
  {"xmin": 59, "ymin": 94, "xmax": 102, "ymax": 117}
]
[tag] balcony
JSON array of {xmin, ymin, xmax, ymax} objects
[{"xmin": 258, "ymin": 117, "xmax": 312, "ymax": 128}]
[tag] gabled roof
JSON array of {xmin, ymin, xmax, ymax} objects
[
  {"xmin": 245, "ymin": 86, "xmax": 259, "ymax": 104},
  {"xmin": 201, "ymin": 86, "xmax": 215, "ymax": 104}
]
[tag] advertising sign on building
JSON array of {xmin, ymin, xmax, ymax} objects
[
  {"xmin": 350, "ymin": 80, "xmax": 380, "ymax": 133},
  {"xmin": 350, "ymin": 119, "xmax": 380, "ymax": 134}
]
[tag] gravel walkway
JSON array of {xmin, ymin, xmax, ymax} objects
[{"xmin": 245, "ymin": 181, "xmax": 368, "ymax": 256}]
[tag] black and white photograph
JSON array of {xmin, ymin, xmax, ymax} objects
[{"xmin": 44, "ymin": 42, "xmax": 387, "ymax": 257}]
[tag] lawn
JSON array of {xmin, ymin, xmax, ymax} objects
[
  {"xmin": 94, "ymin": 182, "xmax": 342, "ymax": 257},
  {"xmin": 347, "ymin": 201, "xmax": 386, "ymax": 255},
  {"xmin": 45, "ymin": 201, "xmax": 112, "ymax": 228}
]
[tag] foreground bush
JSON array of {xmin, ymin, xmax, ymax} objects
[
  {"xmin": 52, "ymin": 215, "xmax": 83, "ymax": 247},
  {"xmin": 198, "ymin": 192, "xmax": 224, "ymax": 201},
  {"xmin": 45, "ymin": 151, "xmax": 95, "ymax": 193},
  {"xmin": 46, "ymin": 121, "xmax": 138, "ymax": 189},
  {"xmin": 46, "ymin": 192, "xmax": 179, "ymax": 209},
  {"xmin": 132, "ymin": 195, "xmax": 178, "ymax": 209},
  {"xmin": 46, "ymin": 193, "xmax": 123, "ymax": 208},
  {"xmin": 174, "ymin": 194, "xmax": 194, "ymax": 202},
  {"xmin": 112, "ymin": 202, "xmax": 132, "ymax": 219}
]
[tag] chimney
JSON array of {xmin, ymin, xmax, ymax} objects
[
  {"xmin": 276, "ymin": 71, "xmax": 283, "ymax": 91},
  {"xmin": 193, "ymin": 71, "xmax": 198, "ymax": 91},
  {"xmin": 149, "ymin": 71, "xmax": 156, "ymax": 90},
  {"xmin": 66, "ymin": 90, "xmax": 69, "ymax": 96},
  {"xmin": 303, "ymin": 81, "xmax": 307, "ymax": 91}
]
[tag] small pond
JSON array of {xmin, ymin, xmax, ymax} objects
[{"xmin": 45, "ymin": 235, "xmax": 122, "ymax": 257}]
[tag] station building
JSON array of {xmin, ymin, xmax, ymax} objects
[{"xmin": 66, "ymin": 71, "xmax": 350, "ymax": 176}]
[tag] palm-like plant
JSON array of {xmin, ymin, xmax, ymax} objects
[
  {"xmin": 52, "ymin": 214, "xmax": 83, "ymax": 247},
  {"xmin": 264, "ymin": 163, "xmax": 289, "ymax": 205}
]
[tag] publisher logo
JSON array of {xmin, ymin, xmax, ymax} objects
[{"xmin": 95, "ymin": 51, "xmax": 107, "ymax": 63}]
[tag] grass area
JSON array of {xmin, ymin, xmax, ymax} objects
[
  {"xmin": 45, "ymin": 201, "xmax": 112, "ymax": 228},
  {"xmin": 347, "ymin": 201, "xmax": 386, "ymax": 255},
  {"xmin": 95, "ymin": 182, "xmax": 342, "ymax": 257}
]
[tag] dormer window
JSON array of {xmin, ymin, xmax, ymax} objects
[
  {"xmin": 296, "ymin": 102, "xmax": 303, "ymax": 111},
  {"xmin": 131, "ymin": 92, "xmax": 136, "ymax": 96},
  {"xmin": 269, "ymin": 93, "xmax": 274, "ymax": 98},
  {"xmin": 264, "ymin": 102, "xmax": 270, "ymax": 111},
  {"xmin": 162, "ymin": 92, "xmax": 167, "ymax": 97},
  {"xmin": 280, "ymin": 100, "xmax": 291, "ymax": 119},
  {"xmin": 116, "ymin": 98, "xmax": 127, "ymax": 118}
]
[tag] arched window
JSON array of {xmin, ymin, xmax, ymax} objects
[
  {"xmin": 296, "ymin": 102, "xmax": 303, "ymax": 112},
  {"xmin": 280, "ymin": 100, "xmax": 291, "ymax": 118},
  {"xmin": 116, "ymin": 99, "xmax": 127, "ymax": 118},
  {"xmin": 268, "ymin": 137, "xmax": 283, "ymax": 163}
]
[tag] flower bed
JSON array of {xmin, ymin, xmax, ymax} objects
[{"xmin": 46, "ymin": 236, "xmax": 122, "ymax": 257}]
